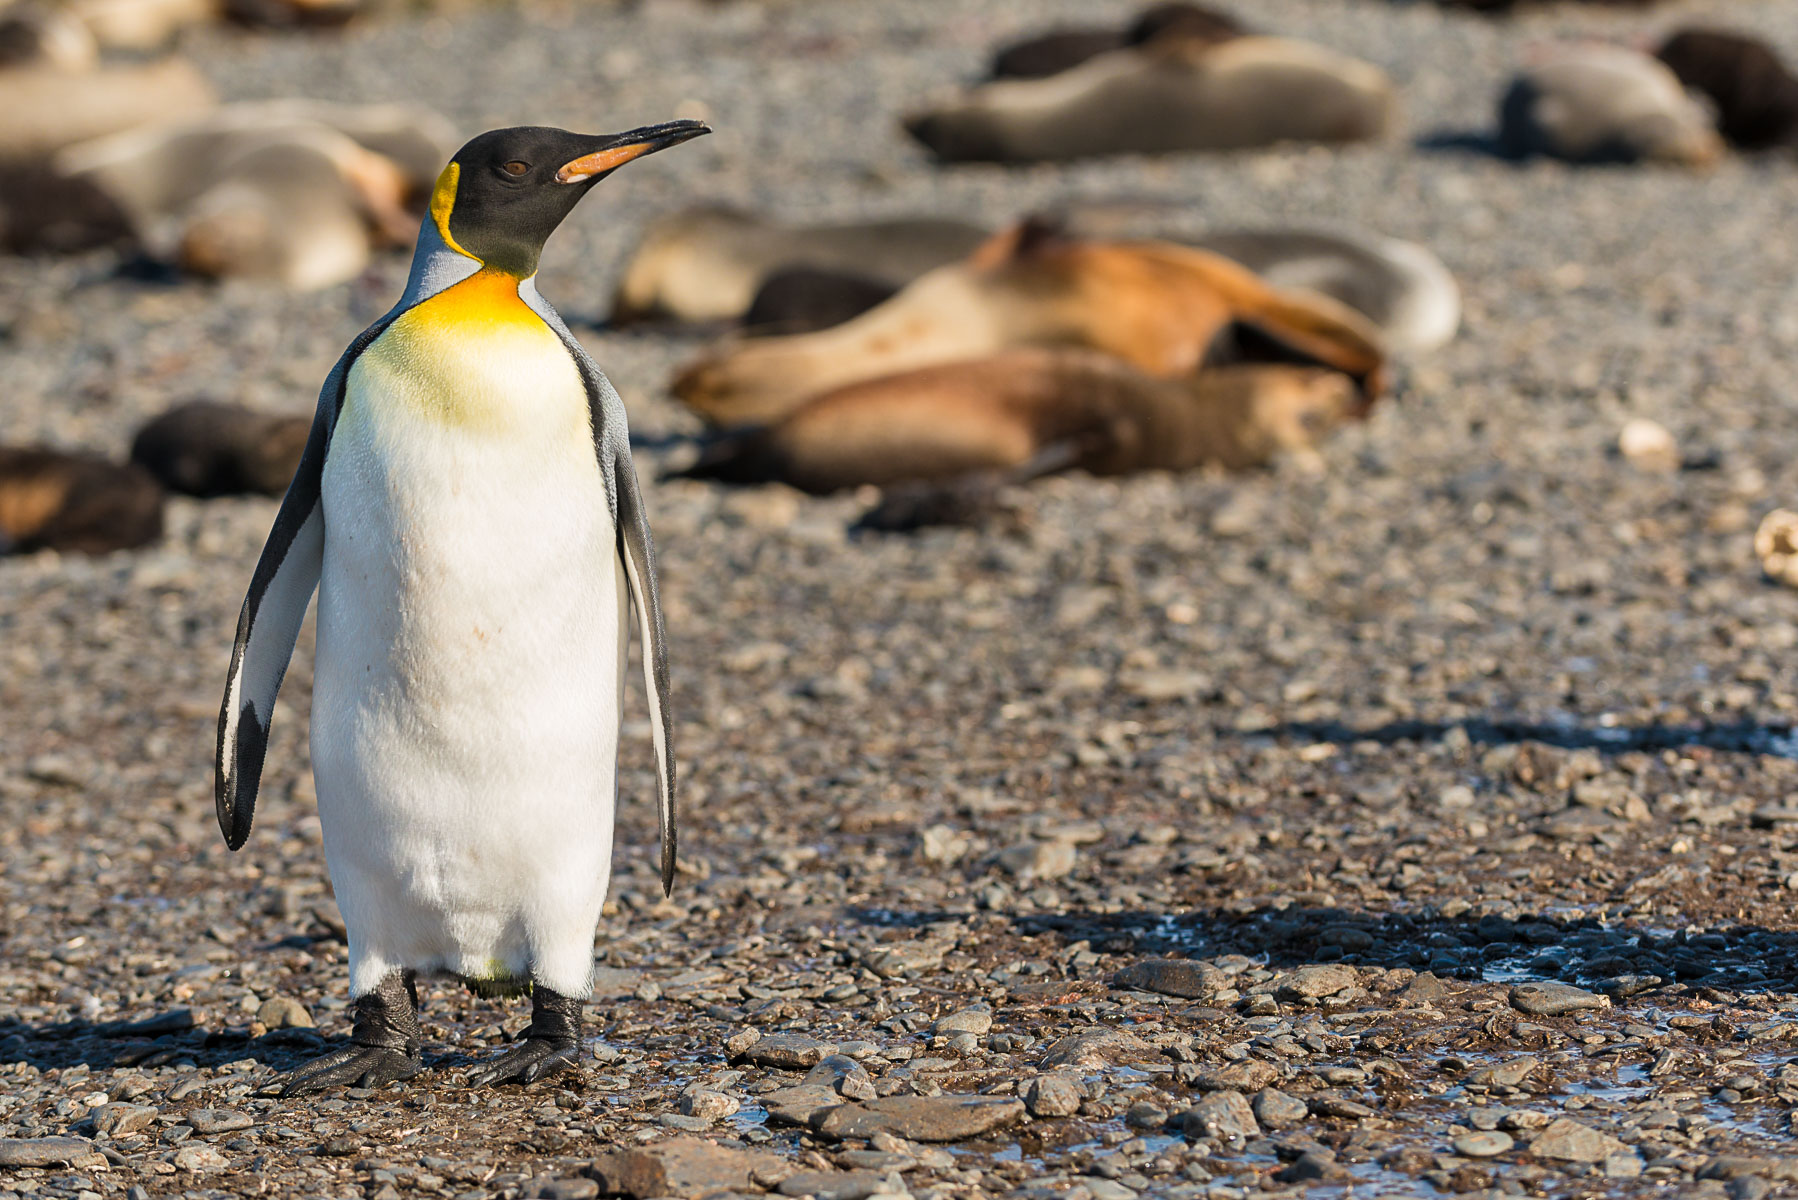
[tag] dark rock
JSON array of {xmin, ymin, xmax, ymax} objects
[
  {"xmin": 1183, "ymin": 1091, "xmax": 1259, "ymax": 1144},
  {"xmin": 744, "ymin": 1033, "xmax": 839, "ymax": 1070},
  {"xmin": 1509, "ymin": 981, "xmax": 1609, "ymax": 1017}
]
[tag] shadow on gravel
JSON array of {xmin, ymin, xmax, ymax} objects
[
  {"xmin": 854, "ymin": 906, "xmax": 1798, "ymax": 997},
  {"xmin": 0, "ymin": 1009, "xmax": 329, "ymax": 1074},
  {"xmin": 1415, "ymin": 129, "xmax": 1515, "ymax": 158},
  {"xmin": 1227, "ymin": 716, "xmax": 1798, "ymax": 759}
]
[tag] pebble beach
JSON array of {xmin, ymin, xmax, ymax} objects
[{"xmin": 6, "ymin": 0, "xmax": 1798, "ymax": 1197}]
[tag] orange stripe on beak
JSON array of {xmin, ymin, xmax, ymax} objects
[{"xmin": 555, "ymin": 142, "xmax": 655, "ymax": 184}]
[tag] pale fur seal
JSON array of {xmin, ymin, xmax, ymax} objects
[
  {"xmin": 0, "ymin": 58, "xmax": 215, "ymax": 161},
  {"xmin": 58, "ymin": 100, "xmax": 454, "ymax": 288},
  {"xmin": 0, "ymin": 446, "xmax": 164, "ymax": 555},
  {"xmin": 609, "ymin": 207, "xmax": 989, "ymax": 326},
  {"xmin": 678, "ymin": 350, "xmax": 1368, "ymax": 495},
  {"xmin": 1498, "ymin": 45, "xmax": 1722, "ymax": 166},
  {"xmin": 672, "ymin": 221, "xmax": 1388, "ymax": 428},
  {"xmin": 131, "ymin": 402, "xmax": 310, "ymax": 497},
  {"xmin": 1191, "ymin": 228, "xmax": 1460, "ymax": 354},
  {"xmin": 906, "ymin": 36, "xmax": 1396, "ymax": 163}
]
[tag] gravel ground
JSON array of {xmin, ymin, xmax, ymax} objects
[{"xmin": 7, "ymin": 0, "xmax": 1798, "ymax": 1197}]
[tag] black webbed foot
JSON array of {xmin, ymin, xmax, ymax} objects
[
  {"xmin": 279, "ymin": 971, "xmax": 422, "ymax": 1097},
  {"xmin": 465, "ymin": 985, "xmax": 581, "ymax": 1087}
]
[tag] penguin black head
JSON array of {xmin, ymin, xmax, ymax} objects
[{"xmin": 430, "ymin": 121, "xmax": 710, "ymax": 278}]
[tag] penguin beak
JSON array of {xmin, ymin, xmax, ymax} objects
[{"xmin": 555, "ymin": 120, "xmax": 712, "ymax": 184}]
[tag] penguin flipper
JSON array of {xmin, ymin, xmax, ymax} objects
[
  {"xmin": 214, "ymin": 409, "xmax": 328, "ymax": 850},
  {"xmin": 524, "ymin": 289, "xmax": 677, "ymax": 893},
  {"xmin": 214, "ymin": 317, "xmax": 387, "ymax": 851},
  {"xmin": 611, "ymin": 444, "xmax": 677, "ymax": 894}
]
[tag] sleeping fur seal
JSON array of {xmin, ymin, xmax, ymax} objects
[
  {"xmin": 0, "ymin": 447, "xmax": 164, "ymax": 555},
  {"xmin": 1498, "ymin": 45, "xmax": 1722, "ymax": 166},
  {"xmin": 677, "ymin": 350, "xmax": 1369, "ymax": 495},
  {"xmin": 672, "ymin": 220, "xmax": 1388, "ymax": 428},
  {"xmin": 0, "ymin": 58, "xmax": 215, "ymax": 161},
  {"xmin": 56, "ymin": 100, "xmax": 453, "ymax": 288},
  {"xmin": 1656, "ymin": 28, "xmax": 1798, "ymax": 152},
  {"xmin": 990, "ymin": 2, "xmax": 1244, "ymax": 80},
  {"xmin": 906, "ymin": 36, "xmax": 1395, "ymax": 163},
  {"xmin": 727, "ymin": 222, "xmax": 1460, "ymax": 352},
  {"xmin": 610, "ymin": 207, "xmax": 989, "ymax": 326},
  {"xmin": 130, "ymin": 402, "xmax": 309, "ymax": 497}
]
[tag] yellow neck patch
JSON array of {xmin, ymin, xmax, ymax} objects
[{"xmin": 429, "ymin": 162, "xmax": 475, "ymax": 260}]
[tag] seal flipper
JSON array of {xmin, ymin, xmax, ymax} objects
[{"xmin": 215, "ymin": 317, "xmax": 392, "ymax": 850}]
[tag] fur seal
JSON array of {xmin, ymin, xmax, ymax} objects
[
  {"xmin": 131, "ymin": 402, "xmax": 310, "ymax": 497},
  {"xmin": 609, "ymin": 207, "xmax": 989, "ymax": 326},
  {"xmin": 672, "ymin": 220, "xmax": 1388, "ymax": 428},
  {"xmin": 0, "ymin": 58, "xmax": 215, "ymax": 161},
  {"xmin": 0, "ymin": 447, "xmax": 164, "ymax": 555},
  {"xmin": 57, "ymin": 100, "xmax": 454, "ymax": 288},
  {"xmin": 741, "ymin": 266, "xmax": 900, "ymax": 336},
  {"xmin": 990, "ymin": 2, "xmax": 1243, "ymax": 81},
  {"xmin": 1498, "ymin": 45, "xmax": 1722, "ymax": 166},
  {"xmin": 677, "ymin": 350, "xmax": 1368, "ymax": 495},
  {"xmin": 1191, "ymin": 228, "xmax": 1460, "ymax": 354},
  {"xmin": 906, "ymin": 36, "xmax": 1395, "ymax": 163},
  {"xmin": 66, "ymin": 0, "xmax": 219, "ymax": 50},
  {"xmin": 1657, "ymin": 28, "xmax": 1798, "ymax": 151}
]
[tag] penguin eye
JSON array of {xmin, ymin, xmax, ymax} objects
[{"xmin": 500, "ymin": 160, "xmax": 530, "ymax": 178}]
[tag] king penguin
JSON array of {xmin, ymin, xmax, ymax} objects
[{"xmin": 213, "ymin": 121, "xmax": 705, "ymax": 1092}]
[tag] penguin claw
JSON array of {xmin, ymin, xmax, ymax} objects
[
  {"xmin": 279, "ymin": 1045, "xmax": 422, "ymax": 1096},
  {"xmin": 465, "ymin": 1039, "xmax": 579, "ymax": 1088}
]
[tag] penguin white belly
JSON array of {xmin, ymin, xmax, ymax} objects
[{"xmin": 311, "ymin": 271, "xmax": 624, "ymax": 999}]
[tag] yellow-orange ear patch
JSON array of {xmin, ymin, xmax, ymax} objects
[
  {"xmin": 429, "ymin": 161, "xmax": 474, "ymax": 258},
  {"xmin": 555, "ymin": 142, "xmax": 654, "ymax": 183}
]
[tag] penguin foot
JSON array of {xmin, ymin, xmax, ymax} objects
[
  {"xmin": 465, "ymin": 984, "xmax": 583, "ymax": 1087},
  {"xmin": 280, "ymin": 970, "xmax": 423, "ymax": 1096},
  {"xmin": 279, "ymin": 1044, "xmax": 422, "ymax": 1096},
  {"xmin": 465, "ymin": 1037, "xmax": 579, "ymax": 1087}
]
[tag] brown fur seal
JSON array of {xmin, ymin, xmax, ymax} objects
[
  {"xmin": 0, "ymin": 58, "xmax": 215, "ymax": 161},
  {"xmin": 0, "ymin": 160, "xmax": 133, "ymax": 252},
  {"xmin": 990, "ymin": 2, "xmax": 1243, "ymax": 80},
  {"xmin": 741, "ymin": 267, "xmax": 899, "ymax": 336},
  {"xmin": 673, "ymin": 220, "xmax": 1388, "ymax": 428},
  {"xmin": 1657, "ymin": 29, "xmax": 1798, "ymax": 151},
  {"xmin": 678, "ymin": 350, "xmax": 1368, "ymax": 495},
  {"xmin": 610, "ymin": 208, "xmax": 989, "ymax": 326},
  {"xmin": 1498, "ymin": 46, "xmax": 1722, "ymax": 166},
  {"xmin": 907, "ymin": 36, "xmax": 1395, "ymax": 163},
  {"xmin": 130, "ymin": 402, "xmax": 309, "ymax": 497},
  {"xmin": 0, "ymin": 447, "xmax": 164, "ymax": 555}
]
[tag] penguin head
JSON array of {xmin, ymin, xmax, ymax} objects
[{"xmin": 428, "ymin": 121, "xmax": 710, "ymax": 278}]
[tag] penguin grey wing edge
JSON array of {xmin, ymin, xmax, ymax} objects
[
  {"xmin": 612, "ymin": 437, "xmax": 678, "ymax": 895},
  {"xmin": 214, "ymin": 319, "xmax": 391, "ymax": 850},
  {"xmin": 522, "ymin": 291, "xmax": 678, "ymax": 893}
]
